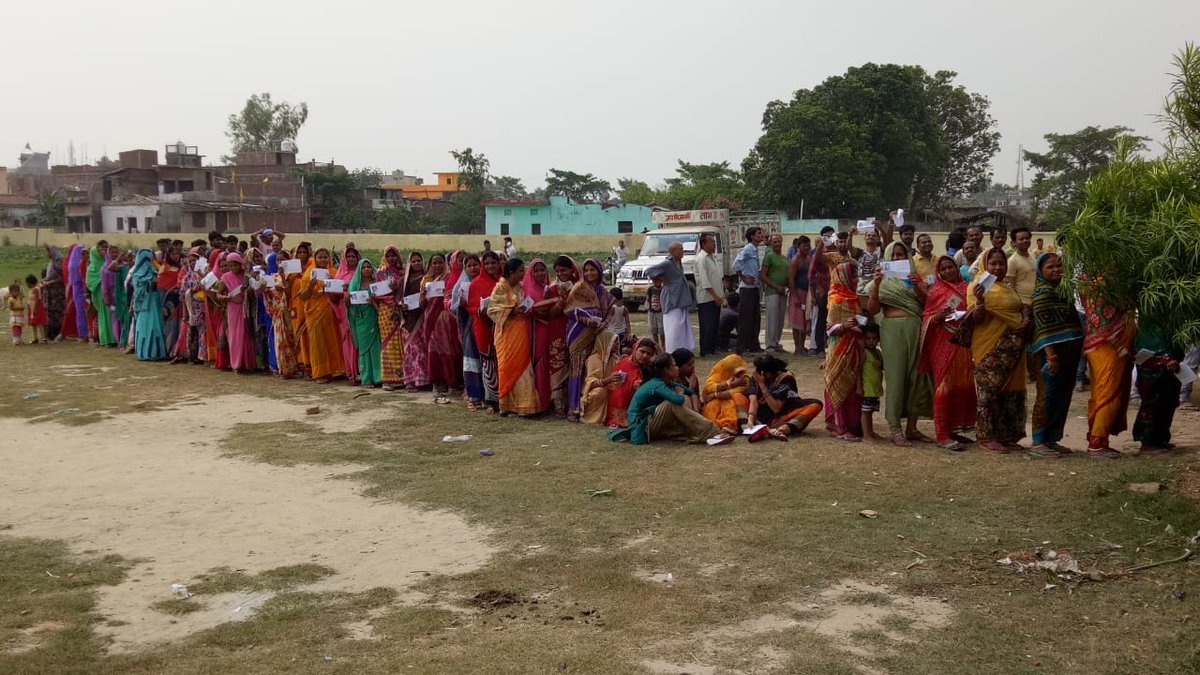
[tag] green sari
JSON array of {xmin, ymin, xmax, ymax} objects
[
  {"xmin": 88, "ymin": 247, "xmax": 115, "ymax": 346},
  {"xmin": 876, "ymin": 243, "xmax": 932, "ymax": 434},
  {"xmin": 112, "ymin": 262, "xmax": 132, "ymax": 345},
  {"xmin": 348, "ymin": 260, "xmax": 381, "ymax": 387}
]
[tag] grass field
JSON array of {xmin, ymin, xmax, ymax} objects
[{"xmin": 2, "ymin": 287, "xmax": 1200, "ymax": 673}]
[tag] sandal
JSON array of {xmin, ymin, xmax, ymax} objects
[
  {"xmin": 1047, "ymin": 442, "xmax": 1073, "ymax": 454},
  {"xmin": 980, "ymin": 441, "xmax": 1010, "ymax": 454},
  {"xmin": 906, "ymin": 431, "xmax": 935, "ymax": 444},
  {"xmin": 1137, "ymin": 445, "xmax": 1171, "ymax": 456},
  {"xmin": 434, "ymin": 394, "xmax": 450, "ymax": 405},
  {"xmin": 1027, "ymin": 445, "xmax": 1062, "ymax": 459},
  {"xmin": 939, "ymin": 440, "xmax": 966, "ymax": 452},
  {"xmin": 708, "ymin": 433, "xmax": 736, "ymax": 446},
  {"xmin": 466, "ymin": 401, "xmax": 479, "ymax": 412},
  {"xmin": 768, "ymin": 428, "xmax": 789, "ymax": 441},
  {"xmin": 951, "ymin": 433, "xmax": 976, "ymax": 445},
  {"xmin": 839, "ymin": 433, "xmax": 863, "ymax": 443},
  {"xmin": 1087, "ymin": 449, "xmax": 1121, "ymax": 460}
]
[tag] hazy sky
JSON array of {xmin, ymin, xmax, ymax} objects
[{"xmin": 4, "ymin": 1, "xmax": 1198, "ymax": 192}]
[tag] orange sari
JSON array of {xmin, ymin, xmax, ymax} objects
[
  {"xmin": 301, "ymin": 264, "xmax": 346, "ymax": 380},
  {"xmin": 702, "ymin": 354, "xmax": 750, "ymax": 431},
  {"xmin": 487, "ymin": 278, "xmax": 540, "ymax": 415}
]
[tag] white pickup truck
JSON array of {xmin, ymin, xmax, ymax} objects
[{"xmin": 614, "ymin": 209, "xmax": 781, "ymax": 311}]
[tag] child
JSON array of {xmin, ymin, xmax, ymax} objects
[
  {"xmin": 860, "ymin": 323, "xmax": 885, "ymax": 442},
  {"xmin": 645, "ymin": 277, "xmax": 664, "ymax": 350},
  {"xmin": 25, "ymin": 275, "xmax": 47, "ymax": 344},
  {"xmin": 718, "ymin": 292, "xmax": 739, "ymax": 352},
  {"xmin": 606, "ymin": 287, "xmax": 634, "ymax": 352},
  {"xmin": 7, "ymin": 281, "xmax": 26, "ymax": 345}
]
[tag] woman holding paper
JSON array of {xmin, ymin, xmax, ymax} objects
[
  {"xmin": 546, "ymin": 256, "xmax": 580, "ymax": 415},
  {"xmin": 348, "ymin": 258, "xmax": 382, "ymax": 387},
  {"xmin": 207, "ymin": 252, "xmax": 231, "ymax": 370},
  {"xmin": 1080, "ymin": 277, "xmax": 1136, "ymax": 459},
  {"xmin": 289, "ymin": 242, "xmax": 314, "ymax": 373},
  {"xmin": 966, "ymin": 248, "xmax": 1031, "ymax": 454},
  {"xmin": 564, "ymin": 259, "xmax": 614, "ymax": 422},
  {"xmin": 824, "ymin": 261, "xmax": 863, "ymax": 441},
  {"xmin": 1028, "ymin": 253, "xmax": 1084, "ymax": 457},
  {"xmin": 469, "ymin": 251, "xmax": 503, "ymax": 413},
  {"xmin": 918, "ymin": 256, "xmax": 977, "ymax": 451},
  {"xmin": 523, "ymin": 258, "xmax": 557, "ymax": 413},
  {"xmin": 217, "ymin": 252, "xmax": 257, "ymax": 372},
  {"xmin": 604, "ymin": 338, "xmax": 657, "ymax": 427},
  {"xmin": 265, "ymin": 251, "xmax": 299, "ymax": 378},
  {"xmin": 330, "ymin": 246, "xmax": 360, "ymax": 385},
  {"xmin": 88, "ymin": 242, "xmax": 115, "ymax": 346},
  {"xmin": 374, "ymin": 246, "xmax": 406, "ymax": 391},
  {"xmin": 299, "ymin": 248, "xmax": 346, "ymax": 383},
  {"xmin": 130, "ymin": 249, "xmax": 167, "ymax": 361},
  {"xmin": 171, "ymin": 248, "xmax": 203, "ymax": 363},
  {"xmin": 488, "ymin": 258, "xmax": 541, "ymax": 416},
  {"xmin": 399, "ymin": 252, "xmax": 429, "ymax": 390},
  {"xmin": 420, "ymin": 253, "xmax": 461, "ymax": 402},
  {"xmin": 867, "ymin": 242, "xmax": 934, "ymax": 446},
  {"xmin": 1131, "ymin": 321, "xmax": 1184, "ymax": 454},
  {"xmin": 451, "ymin": 254, "xmax": 485, "ymax": 408},
  {"xmin": 157, "ymin": 246, "xmax": 183, "ymax": 356}
]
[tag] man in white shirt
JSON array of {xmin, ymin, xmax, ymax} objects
[
  {"xmin": 613, "ymin": 240, "xmax": 629, "ymax": 269},
  {"xmin": 503, "ymin": 237, "xmax": 517, "ymax": 258},
  {"xmin": 694, "ymin": 232, "xmax": 723, "ymax": 356}
]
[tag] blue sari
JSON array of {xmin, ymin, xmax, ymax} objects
[{"xmin": 131, "ymin": 249, "xmax": 167, "ymax": 361}]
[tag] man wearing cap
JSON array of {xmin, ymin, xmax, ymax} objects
[{"xmin": 251, "ymin": 227, "xmax": 285, "ymax": 258}]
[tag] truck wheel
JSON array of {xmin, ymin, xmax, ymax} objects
[{"xmin": 624, "ymin": 300, "xmax": 642, "ymax": 313}]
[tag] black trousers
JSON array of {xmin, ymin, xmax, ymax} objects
[
  {"xmin": 812, "ymin": 292, "xmax": 828, "ymax": 351},
  {"xmin": 736, "ymin": 287, "xmax": 761, "ymax": 352},
  {"xmin": 697, "ymin": 301, "xmax": 720, "ymax": 356}
]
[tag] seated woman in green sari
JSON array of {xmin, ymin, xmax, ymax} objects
[{"xmin": 609, "ymin": 354, "xmax": 736, "ymax": 446}]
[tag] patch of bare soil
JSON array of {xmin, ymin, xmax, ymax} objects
[{"xmin": 0, "ymin": 394, "xmax": 495, "ymax": 654}]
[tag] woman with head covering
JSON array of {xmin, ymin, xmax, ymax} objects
[
  {"xmin": 747, "ymin": 353, "xmax": 823, "ymax": 438},
  {"xmin": 289, "ymin": 241, "xmax": 314, "ymax": 374},
  {"xmin": 581, "ymin": 329, "xmax": 621, "ymax": 424},
  {"xmin": 918, "ymin": 255, "xmax": 977, "ymax": 451},
  {"xmin": 420, "ymin": 253, "xmax": 462, "ymax": 403},
  {"xmin": 119, "ymin": 250, "xmax": 136, "ymax": 352},
  {"xmin": 175, "ymin": 247, "xmax": 206, "ymax": 364},
  {"xmin": 607, "ymin": 353, "xmax": 735, "ymax": 446},
  {"xmin": 824, "ymin": 261, "xmax": 863, "ymax": 441},
  {"xmin": 487, "ymin": 257, "xmax": 540, "ymax": 416},
  {"xmin": 523, "ymin": 258, "xmax": 557, "ymax": 413},
  {"xmin": 374, "ymin": 246, "xmax": 406, "ymax": 391},
  {"xmin": 399, "ymin": 252, "xmax": 429, "ymax": 390},
  {"xmin": 42, "ymin": 245, "xmax": 66, "ymax": 341},
  {"xmin": 157, "ymin": 246, "xmax": 183, "ymax": 355},
  {"xmin": 130, "ymin": 249, "xmax": 167, "ymax": 361},
  {"xmin": 545, "ymin": 256, "xmax": 580, "ymax": 415},
  {"xmin": 100, "ymin": 247, "xmax": 121, "ymax": 344},
  {"xmin": 564, "ymin": 258, "xmax": 614, "ymax": 421},
  {"xmin": 469, "ymin": 251, "xmax": 503, "ymax": 413},
  {"xmin": 1131, "ymin": 321, "xmax": 1184, "ymax": 455},
  {"xmin": 605, "ymin": 338, "xmax": 657, "ymax": 427},
  {"xmin": 1079, "ymin": 276, "xmax": 1136, "ymax": 459},
  {"xmin": 88, "ymin": 242, "xmax": 115, "ymax": 346},
  {"xmin": 967, "ymin": 247, "xmax": 1031, "ymax": 454},
  {"xmin": 215, "ymin": 252, "xmax": 256, "ymax": 372},
  {"xmin": 65, "ymin": 244, "xmax": 88, "ymax": 341},
  {"xmin": 451, "ymin": 253, "xmax": 484, "ymax": 409},
  {"xmin": 248, "ymin": 249, "xmax": 274, "ymax": 371},
  {"xmin": 264, "ymin": 251, "xmax": 298, "ymax": 378},
  {"xmin": 330, "ymin": 245, "xmax": 360, "ymax": 385},
  {"xmin": 866, "ymin": 242, "xmax": 933, "ymax": 446},
  {"xmin": 348, "ymin": 258, "xmax": 382, "ymax": 387},
  {"xmin": 209, "ymin": 252, "xmax": 232, "ymax": 370},
  {"xmin": 299, "ymin": 248, "xmax": 346, "ymax": 383},
  {"xmin": 702, "ymin": 354, "xmax": 751, "ymax": 432},
  {"xmin": 1028, "ymin": 252, "xmax": 1084, "ymax": 457}
]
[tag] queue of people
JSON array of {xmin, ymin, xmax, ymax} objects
[{"xmin": 7, "ymin": 222, "xmax": 1194, "ymax": 457}]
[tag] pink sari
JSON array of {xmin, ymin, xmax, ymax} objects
[
  {"xmin": 221, "ymin": 254, "xmax": 255, "ymax": 371},
  {"xmin": 330, "ymin": 250, "xmax": 359, "ymax": 382}
]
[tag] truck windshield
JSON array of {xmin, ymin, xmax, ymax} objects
[{"xmin": 639, "ymin": 233, "xmax": 699, "ymax": 256}]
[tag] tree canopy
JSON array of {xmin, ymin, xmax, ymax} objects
[
  {"xmin": 742, "ymin": 63, "xmax": 1000, "ymax": 218},
  {"xmin": 1024, "ymin": 126, "xmax": 1149, "ymax": 229},
  {"xmin": 224, "ymin": 93, "xmax": 308, "ymax": 162},
  {"xmin": 544, "ymin": 169, "xmax": 612, "ymax": 203}
]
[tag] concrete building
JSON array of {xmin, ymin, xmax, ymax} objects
[
  {"xmin": 0, "ymin": 194, "xmax": 38, "ymax": 228},
  {"xmin": 484, "ymin": 195, "xmax": 655, "ymax": 237}
]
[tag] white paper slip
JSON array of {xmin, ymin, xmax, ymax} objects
[
  {"xmin": 264, "ymin": 275, "xmax": 277, "ymax": 289},
  {"xmin": 946, "ymin": 310, "xmax": 967, "ymax": 322},
  {"xmin": 324, "ymin": 278, "xmax": 345, "ymax": 294},
  {"xmin": 519, "ymin": 296, "xmax": 534, "ymax": 312},
  {"xmin": 706, "ymin": 436, "xmax": 729, "ymax": 445},
  {"xmin": 425, "ymin": 281, "xmax": 445, "ymax": 298},
  {"xmin": 280, "ymin": 259, "xmax": 302, "ymax": 276},
  {"xmin": 369, "ymin": 280, "xmax": 392, "ymax": 297},
  {"xmin": 311, "ymin": 268, "xmax": 329, "ymax": 281},
  {"xmin": 194, "ymin": 258, "xmax": 209, "ymax": 273},
  {"xmin": 682, "ymin": 241, "xmax": 698, "ymax": 253},
  {"xmin": 227, "ymin": 284, "xmax": 242, "ymax": 298},
  {"xmin": 742, "ymin": 424, "xmax": 767, "ymax": 436},
  {"xmin": 855, "ymin": 315, "xmax": 868, "ymax": 326},
  {"xmin": 1176, "ymin": 363, "xmax": 1197, "ymax": 386},
  {"xmin": 201, "ymin": 271, "xmax": 219, "ymax": 289},
  {"xmin": 349, "ymin": 290, "xmax": 371, "ymax": 305},
  {"xmin": 856, "ymin": 219, "xmax": 875, "ymax": 233},
  {"xmin": 1133, "ymin": 349, "xmax": 1155, "ymax": 366},
  {"xmin": 252, "ymin": 265, "xmax": 264, "ymax": 274},
  {"xmin": 480, "ymin": 297, "xmax": 491, "ymax": 311},
  {"xmin": 977, "ymin": 271, "xmax": 997, "ymax": 292},
  {"xmin": 947, "ymin": 295, "xmax": 962, "ymax": 310},
  {"xmin": 894, "ymin": 208, "xmax": 905, "ymax": 227},
  {"xmin": 402, "ymin": 293, "xmax": 421, "ymax": 310},
  {"xmin": 880, "ymin": 260, "xmax": 911, "ymax": 280},
  {"xmin": 248, "ymin": 277, "xmax": 262, "ymax": 291},
  {"xmin": 926, "ymin": 275, "xmax": 936, "ymax": 287}
]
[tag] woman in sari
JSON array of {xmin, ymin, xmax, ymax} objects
[
  {"xmin": 157, "ymin": 246, "xmax": 182, "ymax": 355},
  {"xmin": 112, "ymin": 250, "xmax": 133, "ymax": 348},
  {"xmin": 420, "ymin": 253, "xmax": 461, "ymax": 402},
  {"xmin": 289, "ymin": 242, "xmax": 314, "ymax": 374},
  {"xmin": 546, "ymin": 256, "xmax": 580, "ymax": 416},
  {"xmin": 824, "ymin": 262, "xmax": 863, "ymax": 441},
  {"xmin": 264, "ymin": 251, "xmax": 298, "ymax": 379},
  {"xmin": 565, "ymin": 259, "xmax": 614, "ymax": 421},
  {"xmin": 469, "ymin": 251, "xmax": 503, "ymax": 413},
  {"xmin": 208, "ymin": 253, "xmax": 231, "ymax": 370},
  {"xmin": 1079, "ymin": 278, "xmax": 1136, "ymax": 458},
  {"xmin": 176, "ymin": 247, "xmax": 206, "ymax": 364},
  {"xmin": 867, "ymin": 242, "xmax": 933, "ymax": 446},
  {"xmin": 88, "ymin": 242, "xmax": 115, "ymax": 346},
  {"xmin": 330, "ymin": 246, "xmax": 360, "ymax": 385},
  {"xmin": 42, "ymin": 245, "xmax": 66, "ymax": 341},
  {"xmin": 130, "ymin": 249, "xmax": 167, "ymax": 361},
  {"xmin": 488, "ymin": 258, "xmax": 540, "ymax": 416},
  {"xmin": 1028, "ymin": 252, "xmax": 1084, "ymax": 458},
  {"xmin": 348, "ymin": 259, "xmax": 382, "ymax": 388},
  {"xmin": 372, "ymin": 247, "xmax": 406, "ymax": 390},
  {"xmin": 65, "ymin": 244, "xmax": 88, "ymax": 341},
  {"xmin": 607, "ymin": 353, "xmax": 736, "ymax": 446},
  {"xmin": 605, "ymin": 338, "xmax": 657, "ymax": 427},
  {"xmin": 452, "ymin": 254, "xmax": 484, "ymax": 409},
  {"xmin": 400, "ymin": 252, "xmax": 429, "ymax": 390},
  {"xmin": 299, "ymin": 248, "xmax": 346, "ymax": 383},
  {"xmin": 247, "ymin": 249, "xmax": 272, "ymax": 370},
  {"xmin": 581, "ymin": 330, "xmax": 622, "ymax": 424},
  {"xmin": 100, "ymin": 247, "xmax": 121, "ymax": 345},
  {"xmin": 1132, "ymin": 321, "xmax": 1184, "ymax": 455},
  {"xmin": 747, "ymin": 354, "xmax": 823, "ymax": 438},
  {"xmin": 702, "ymin": 354, "xmax": 750, "ymax": 432},
  {"xmin": 215, "ymin": 252, "xmax": 257, "ymax": 373},
  {"xmin": 966, "ymin": 248, "xmax": 1030, "ymax": 454},
  {"xmin": 524, "ymin": 258, "xmax": 556, "ymax": 414},
  {"xmin": 918, "ymin": 255, "xmax": 977, "ymax": 451}
]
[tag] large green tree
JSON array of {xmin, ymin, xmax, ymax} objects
[
  {"xmin": 224, "ymin": 93, "xmax": 308, "ymax": 162},
  {"xmin": 295, "ymin": 167, "xmax": 358, "ymax": 231},
  {"xmin": 443, "ymin": 148, "xmax": 492, "ymax": 233},
  {"xmin": 742, "ymin": 64, "xmax": 1000, "ymax": 217},
  {"xmin": 1024, "ymin": 126, "xmax": 1149, "ymax": 229},
  {"xmin": 490, "ymin": 175, "xmax": 529, "ymax": 200},
  {"xmin": 544, "ymin": 169, "xmax": 612, "ymax": 202},
  {"xmin": 658, "ymin": 161, "xmax": 745, "ymax": 210},
  {"xmin": 450, "ymin": 148, "xmax": 491, "ymax": 191},
  {"xmin": 616, "ymin": 178, "xmax": 658, "ymax": 205}
]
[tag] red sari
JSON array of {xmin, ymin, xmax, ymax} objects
[
  {"xmin": 330, "ymin": 252, "xmax": 359, "ymax": 382},
  {"xmin": 61, "ymin": 245, "xmax": 80, "ymax": 340},
  {"xmin": 918, "ymin": 259, "xmax": 977, "ymax": 444},
  {"xmin": 523, "ymin": 259, "xmax": 554, "ymax": 413},
  {"xmin": 420, "ymin": 271, "xmax": 461, "ymax": 390},
  {"xmin": 605, "ymin": 356, "xmax": 644, "ymax": 428}
]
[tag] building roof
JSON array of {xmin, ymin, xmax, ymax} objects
[
  {"xmin": 0, "ymin": 194, "xmax": 38, "ymax": 207},
  {"xmin": 483, "ymin": 200, "xmax": 548, "ymax": 207}
]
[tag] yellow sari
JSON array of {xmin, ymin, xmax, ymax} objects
[
  {"xmin": 301, "ymin": 264, "xmax": 346, "ymax": 381},
  {"xmin": 581, "ymin": 330, "xmax": 619, "ymax": 425},
  {"xmin": 487, "ymin": 278, "xmax": 540, "ymax": 415},
  {"xmin": 967, "ymin": 280, "xmax": 1027, "ymax": 442},
  {"xmin": 702, "ymin": 354, "xmax": 749, "ymax": 431}
]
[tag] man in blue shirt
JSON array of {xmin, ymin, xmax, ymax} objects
[{"xmin": 732, "ymin": 226, "xmax": 765, "ymax": 354}]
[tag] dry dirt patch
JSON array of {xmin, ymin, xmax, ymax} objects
[{"xmin": 0, "ymin": 394, "xmax": 495, "ymax": 653}]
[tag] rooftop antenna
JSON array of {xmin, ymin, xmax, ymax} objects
[
  {"xmin": 68, "ymin": 139, "xmax": 75, "ymax": 165},
  {"xmin": 1015, "ymin": 144, "xmax": 1025, "ymax": 191}
]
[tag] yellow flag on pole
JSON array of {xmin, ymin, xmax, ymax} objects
[
  {"xmin": 239, "ymin": 187, "xmax": 244, "ymax": 203},
  {"xmin": 231, "ymin": 169, "xmax": 237, "ymax": 184},
  {"xmin": 262, "ymin": 176, "xmax": 270, "ymax": 184}
]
